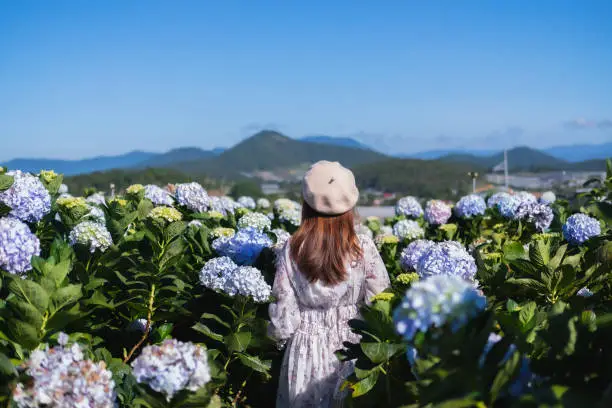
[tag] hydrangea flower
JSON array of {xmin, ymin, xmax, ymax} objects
[
  {"xmin": 496, "ymin": 194, "xmax": 521, "ymax": 219},
  {"xmin": 274, "ymin": 199, "xmax": 301, "ymax": 226},
  {"xmin": 257, "ymin": 198, "xmax": 270, "ymax": 209},
  {"xmin": 395, "ymin": 196, "xmax": 423, "ymax": 218},
  {"xmin": 58, "ymin": 184, "xmax": 69, "ymax": 194},
  {"xmin": 131, "ymin": 339, "xmax": 211, "ymax": 402},
  {"xmin": 0, "ymin": 170, "xmax": 51, "ymax": 223},
  {"xmin": 424, "ymin": 200, "xmax": 452, "ymax": 225},
  {"xmin": 487, "ymin": 192, "xmax": 511, "ymax": 208},
  {"xmin": 379, "ymin": 225, "xmax": 393, "ymax": 236},
  {"xmin": 577, "ymin": 287, "xmax": 593, "ymax": 297},
  {"xmin": 209, "ymin": 196, "xmax": 234, "ymax": 216},
  {"xmin": 237, "ymin": 196, "xmax": 256, "ymax": 210},
  {"xmin": 417, "ymin": 241, "xmax": 477, "ymax": 282},
  {"xmin": 56, "ymin": 196, "xmax": 88, "ymax": 211},
  {"xmin": 562, "ymin": 213, "xmax": 601, "ymax": 245},
  {"xmin": 400, "ymin": 239, "xmax": 435, "ymax": 271},
  {"xmin": 515, "ymin": 191, "xmax": 538, "ymax": 205},
  {"xmin": 0, "ymin": 217, "xmax": 41, "ymax": 274},
  {"xmin": 370, "ymin": 292, "xmax": 395, "ymax": 302},
  {"xmin": 396, "ymin": 272, "xmax": 419, "ymax": 286},
  {"xmin": 39, "ymin": 170, "xmax": 59, "ymax": 184},
  {"xmin": 128, "ymin": 318, "xmax": 151, "ymax": 333},
  {"xmin": 224, "ymin": 266, "xmax": 272, "ymax": 302},
  {"xmin": 374, "ymin": 233, "xmax": 399, "ymax": 249},
  {"xmin": 86, "ymin": 205, "xmax": 106, "ymax": 224},
  {"xmin": 237, "ymin": 212, "xmax": 271, "ymax": 231},
  {"xmin": 109, "ymin": 197, "xmax": 128, "ymax": 207},
  {"xmin": 455, "ymin": 194, "xmax": 486, "ymax": 218},
  {"xmin": 271, "ymin": 228, "xmax": 291, "ymax": 248},
  {"xmin": 392, "ymin": 220, "xmax": 424, "ymax": 241},
  {"xmin": 148, "ymin": 206, "xmax": 183, "ymax": 224},
  {"xmin": 12, "ymin": 335, "xmax": 116, "ymax": 407},
  {"xmin": 525, "ymin": 203, "xmax": 554, "ymax": 232},
  {"xmin": 188, "ymin": 220, "xmax": 203, "ymax": 228},
  {"xmin": 211, "ymin": 227, "xmax": 236, "ymax": 239},
  {"xmin": 175, "ymin": 182, "xmax": 209, "ymax": 213},
  {"xmin": 393, "ymin": 275, "xmax": 486, "ymax": 341},
  {"xmin": 86, "ymin": 193, "xmax": 106, "ymax": 207},
  {"xmin": 200, "ymin": 256, "xmax": 238, "ymax": 292},
  {"xmin": 206, "ymin": 210, "xmax": 224, "ymax": 220},
  {"xmin": 212, "ymin": 226, "xmax": 273, "ymax": 265},
  {"xmin": 144, "ymin": 184, "xmax": 174, "ymax": 206},
  {"xmin": 540, "ymin": 191, "xmax": 556, "ymax": 204},
  {"xmin": 126, "ymin": 184, "xmax": 144, "ymax": 195},
  {"xmin": 69, "ymin": 221, "xmax": 113, "ymax": 253}
]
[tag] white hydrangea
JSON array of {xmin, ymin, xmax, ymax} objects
[
  {"xmin": 237, "ymin": 212, "xmax": 271, "ymax": 231},
  {"xmin": 392, "ymin": 220, "xmax": 424, "ymax": 241},
  {"xmin": 69, "ymin": 221, "xmax": 113, "ymax": 253},
  {"xmin": 257, "ymin": 198, "xmax": 270, "ymax": 209},
  {"xmin": 237, "ymin": 196, "xmax": 256, "ymax": 210}
]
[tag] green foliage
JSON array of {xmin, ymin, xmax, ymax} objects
[{"xmin": 230, "ymin": 180, "xmax": 263, "ymax": 199}]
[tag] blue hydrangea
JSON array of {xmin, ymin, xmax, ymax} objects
[
  {"xmin": 562, "ymin": 213, "xmax": 601, "ymax": 245},
  {"xmin": 395, "ymin": 196, "xmax": 424, "ymax": 218},
  {"xmin": 487, "ymin": 192, "xmax": 511, "ymax": 208},
  {"xmin": 175, "ymin": 182, "xmax": 209, "ymax": 213},
  {"xmin": 417, "ymin": 241, "xmax": 477, "ymax": 282},
  {"xmin": 69, "ymin": 221, "xmax": 113, "ymax": 253},
  {"xmin": 392, "ymin": 219, "xmax": 424, "ymax": 241},
  {"xmin": 199, "ymin": 256, "xmax": 238, "ymax": 292},
  {"xmin": 224, "ymin": 266, "xmax": 272, "ymax": 303},
  {"xmin": 496, "ymin": 195, "xmax": 521, "ymax": 219},
  {"xmin": 577, "ymin": 287, "xmax": 593, "ymax": 297},
  {"xmin": 237, "ymin": 212, "xmax": 271, "ymax": 231},
  {"xmin": 209, "ymin": 196, "xmax": 238, "ymax": 215},
  {"xmin": 424, "ymin": 200, "xmax": 452, "ymax": 225},
  {"xmin": 212, "ymin": 226, "xmax": 272, "ymax": 265},
  {"xmin": 85, "ymin": 205, "xmax": 106, "ymax": 224},
  {"xmin": 0, "ymin": 171, "xmax": 51, "ymax": 223},
  {"xmin": 393, "ymin": 275, "xmax": 486, "ymax": 341},
  {"xmin": 0, "ymin": 217, "xmax": 41, "ymax": 274},
  {"xmin": 131, "ymin": 339, "xmax": 210, "ymax": 402},
  {"xmin": 237, "ymin": 196, "xmax": 256, "ymax": 210},
  {"xmin": 400, "ymin": 239, "xmax": 435, "ymax": 271},
  {"xmin": 455, "ymin": 194, "xmax": 486, "ymax": 218},
  {"xmin": 144, "ymin": 184, "xmax": 174, "ymax": 206}
]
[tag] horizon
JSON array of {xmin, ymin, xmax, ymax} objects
[{"xmin": 1, "ymin": 1, "xmax": 611, "ymax": 161}]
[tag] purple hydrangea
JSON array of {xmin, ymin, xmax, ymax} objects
[
  {"xmin": 400, "ymin": 239, "xmax": 435, "ymax": 271},
  {"xmin": 417, "ymin": 241, "xmax": 477, "ymax": 282},
  {"xmin": 577, "ymin": 287, "xmax": 593, "ymax": 297},
  {"xmin": 393, "ymin": 275, "xmax": 486, "ymax": 341},
  {"xmin": 395, "ymin": 196, "xmax": 424, "ymax": 218},
  {"xmin": 12, "ymin": 335, "xmax": 116, "ymax": 407},
  {"xmin": 144, "ymin": 184, "xmax": 174, "ymax": 206},
  {"xmin": 487, "ymin": 192, "xmax": 511, "ymax": 208},
  {"xmin": 424, "ymin": 200, "xmax": 452, "ymax": 225},
  {"xmin": 212, "ymin": 226, "xmax": 272, "ymax": 265},
  {"xmin": 131, "ymin": 339, "xmax": 211, "ymax": 402},
  {"xmin": 525, "ymin": 203, "xmax": 554, "ymax": 232},
  {"xmin": 0, "ymin": 171, "xmax": 51, "ymax": 223},
  {"xmin": 0, "ymin": 217, "xmax": 41, "ymax": 275},
  {"xmin": 563, "ymin": 213, "xmax": 601, "ymax": 245},
  {"xmin": 175, "ymin": 182, "xmax": 209, "ymax": 213},
  {"xmin": 455, "ymin": 194, "xmax": 486, "ymax": 218}
]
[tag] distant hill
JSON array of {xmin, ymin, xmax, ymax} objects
[
  {"xmin": 439, "ymin": 146, "xmax": 606, "ymax": 172},
  {"xmin": 300, "ymin": 135, "xmax": 373, "ymax": 150},
  {"xmin": 1, "ymin": 151, "xmax": 158, "ymax": 176},
  {"xmin": 544, "ymin": 142, "xmax": 612, "ymax": 162},
  {"xmin": 353, "ymin": 158, "xmax": 485, "ymax": 199},
  {"xmin": 135, "ymin": 147, "xmax": 223, "ymax": 168},
  {"xmin": 172, "ymin": 131, "xmax": 388, "ymax": 178},
  {"xmin": 405, "ymin": 149, "xmax": 497, "ymax": 160}
]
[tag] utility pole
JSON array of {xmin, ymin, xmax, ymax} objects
[
  {"xmin": 467, "ymin": 172, "xmax": 479, "ymax": 193},
  {"xmin": 504, "ymin": 149, "xmax": 509, "ymax": 190}
]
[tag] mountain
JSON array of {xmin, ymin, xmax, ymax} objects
[
  {"xmin": 1, "ymin": 151, "xmax": 158, "ymax": 176},
  {"xmin": 300, "ymin": 135, "xmax": 373, "ymax": 150},
  {"xmin": 405, "ymin": 149, "xmax": 497, "ymax": 160},
  {"xmin": 353, "ymin": 158, "xmax": 485, "ymax": 199},
  {"xmin": 173, "ymin": 130, "xmax": 388, "ymax": 178},
  {"xmin": 135, "ymin": 147, "xmax": 223, "ymax": 168},
  {"xmin": 544, "ymin": 142, "xmax": 612, "ymax": 162}
]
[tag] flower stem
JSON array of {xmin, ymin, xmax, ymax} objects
[{"xmin": 123, "ymin": 284, "xmax": 156, "ymax": 363}]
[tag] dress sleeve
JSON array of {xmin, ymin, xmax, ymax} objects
[
  {"xmin": 267, "ymin": 242, "xmax": 301, "ymax": 349},
  {"xmin": 361, "ymin": 235, "xmax": 391, "ymax": 304}
]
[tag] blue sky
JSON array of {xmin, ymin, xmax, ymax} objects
[{"xmin": 1, "ymin": 0, "xmax": 611, "ymax": 161}]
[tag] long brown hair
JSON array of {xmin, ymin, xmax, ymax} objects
[{"xmin": 289, "ymin": 202, "xmax": 363, "ymax": 285}]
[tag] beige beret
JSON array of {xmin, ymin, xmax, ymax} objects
[{"xmin": 302, "ymin": 161, "xmax": 359, "ymax": 215}]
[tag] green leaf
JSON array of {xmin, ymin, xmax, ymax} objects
[
  {"xmin": 360, "ymin": 342, "xmax": 406, "ymax": 364},
  {"xmin": 236, "ymin": 353, "xmax": 272, "ymax": 374},
  {"xmin": 137, "ymin": 199, "xmax": 154, "ymax": 220},
  {"xmin": 489, "ymin": 351, "xmax": 521, "ymax": 403},
  {"xmin": 226, "ymin": 332, "xmax": 251, "ymax": 353},
  {"xmin": 192, "ymin": 323, "xmax": 224, "ymax": 342},
  {"xmin": 529, "ymin": 239, "xmax": 550, "ymax": 268},
  {"xmin": 351, "ymin": 370, "xmax": 380, "ymax": 397},
  {"xmin": 0, "ymin": 174, "xmax": 14, "ymax": 191},
  {"xmin": 503, "ymin": 241, "xmax": 526, "ymax": 261},
  {"xmin": 518, "ymin": 302, "xmax": 536, "ymax": 329},
  {"xmin": 200, "ymin": 313, "xmax": 231, "ymax": 329},
  {"xmin": 164, "ymin": 221, "xmax": 187, "ymax": 242},
  {"xmin": 7, "ymin": 319, "xmax": 40, "ymax": 349},
  {"xmin": 548, "ymin": 244, "xmax": 568, "ymax": 270},
  {"xmin": 7, "ymin": 299, "xmax": 44, "ymax": 328},
  {"xmin": 506, "ymin": 299, "xmax": 520, "ymax": 312},
  {"xmin": 9, "ymin": 279, "xmax": 49, "ymax": 312},
  {"xmin": 0, "ymin": 352, "xmax": 17, "ymax": 379},
  {"xmin": 47, "ymin": 259, "xmax": 72, "ymax": 288},
  {"xmin": 50, "ymin": 284, "xmax": 82, "ymax": 313}
]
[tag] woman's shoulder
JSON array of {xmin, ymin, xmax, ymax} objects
[{"xmin": 357, "ymin": 233, "xmax": 376, "ymax": 252}]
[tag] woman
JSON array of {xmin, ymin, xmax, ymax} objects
[{"xmin": 268, "ymin": 161, "xmax": 390, "ymax": 407}]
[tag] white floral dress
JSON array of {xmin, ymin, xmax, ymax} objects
[{"xmin": 268, "ymin": 234, "xmax": 390, "ymax": 408}]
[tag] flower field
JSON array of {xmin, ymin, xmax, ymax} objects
[{"xmin": 0, "ymin": 162, "xmax": 611, "ymax": 407}]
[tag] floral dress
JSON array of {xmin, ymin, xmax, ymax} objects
[{"xmin": 268, "ymin": 234, "xmax": 390, "ymax": 408}]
